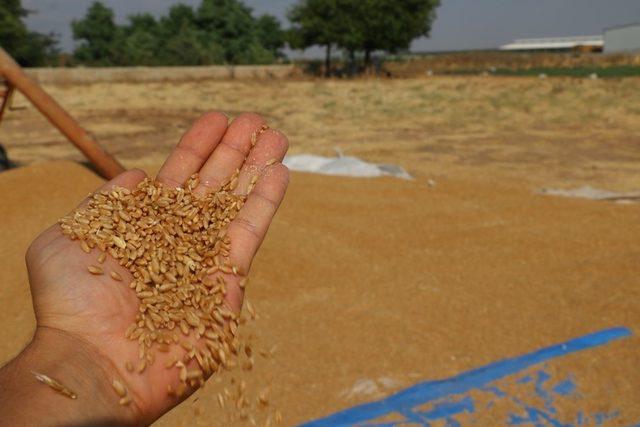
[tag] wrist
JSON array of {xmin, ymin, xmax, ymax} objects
[{"xmin": 0, "ymin": 327, "xmax": 143, "ymax": 426}]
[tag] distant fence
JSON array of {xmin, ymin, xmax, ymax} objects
[{"xmin": 25, "ymin": 65, "xmax": 298, "ymax": 84}]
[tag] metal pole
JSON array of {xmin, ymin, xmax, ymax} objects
[
  {"xmin": 0, "ymin": 83, "xmax": 13, "ymax": 124},
  {"xmin": 0, "ymin": 47, "xmax": 125, "ymax": 179}
]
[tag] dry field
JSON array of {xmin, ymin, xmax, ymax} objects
[
  {"xmin": 2, "ymin": 75, "xmax": 640, "ymax": 191},
  {"xmin": 386, "ymin": 52, "xmax": 640, "ymax": 76},
  {"xmin": 1, "ymin": 75, "xmax": 639, "ymax": 425}
]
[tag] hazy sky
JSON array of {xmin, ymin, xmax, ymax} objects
[{"xmin": 23, "ymin": 0, "xmax": 640, "ymax": 55}]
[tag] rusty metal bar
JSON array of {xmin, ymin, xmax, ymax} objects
[
  {"xmin": 0, "ymin": 47, "xmax": 125, "ymax": 179},
  {"xmin": 0, "ymin": 82, "xmax": 12, "ymax": 124}
]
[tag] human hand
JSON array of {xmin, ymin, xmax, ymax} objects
[{"xmin": 0, "ymin": 112, "xmax": 289, "ymax": 426}]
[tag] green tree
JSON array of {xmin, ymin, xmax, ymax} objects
[
  {"xmin": 157, "ymin": 4, "xmax": 224, "ymax": 65},
  {"xmin": 164, "ymin": 21, "xmax": 224, "ymax": 65},
  {"xmin": 72, "ymin": 1, "xmax": 121, "ymax": 65},
  {"xmin": 70, "ymin": 0, "xmax": 284, "ymax": 66},
  {"xmin": 158, "ymin": 4, "xmax": 198, "ymax": 36},
  {"xmin": 288, "ymin": 0, "xmax": 439, "ymax": 74},
  {"xmin": 0, "ymin": 0, "xmax": 58, "ymax": 66},
  {"xmin": 121, "ymin": 14, "xmax": 160, "ymax": 65},
  {"xmin": 196, "ymin": 0, "xmax": 258, "ymax": 64},
  {"xmin": 287, "ymin": 0, "xmax": 342, "ymax": 76},
  {"xmin": 346, "ymin": 0, "xmax": 440, "ymax": 70},
  {"xmin": 255, "ymin": 15, "xmax": 285, "ymax": 58}
]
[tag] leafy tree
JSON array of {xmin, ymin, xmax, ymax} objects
[
  {"xmin": 346, "ymin": 0, "xmax": 440, "ymax": 69},
  {"xmin": 0, "ymin": 0, "xmax": 58, "ymax": 66},
  {"xmin": 156, "ymin": 4, "xmax": 224, "ymax": 65},
  {"xmin": 196, "ymin": 0, "xmax": 259, "ymax": 64},
  {"xmin": 72, "ymin": 1, "xmax": 121, "ymax": 65},
  {"xmin": 164, "ymin": 21, "xmax": 224, "ymax": 65},
  {"xmin": 255, "ymin": 15, "xmax": 285, "ymax": 58},
  {"xmin": 0, "ymin": 0, "xmax": 27, "ymax": 56},
  {"xmin": 288, "ymin": 0, "xmax": 343, "ymax": 76},
  {"xmin": 125, "ymin": 13, "xmax": 159, "ymax": 36},
  {"xmin": 235, "ymin": 41, "xmax": 276, "ymax": 65},
  {"xmin": 158, "ymin": 4, "xmax": 198, "ymax": 37},
  {"xmin": 288, "ymin": 0, "xmax": 440, "ymax": 74},
  {"xmin": 121, "ymin": 14, "xmax": 160, "ymax": 65},
  {"xmin": 122, "ymin": 31, "xmax": 157, "ymax": 66},
  {"xmin": 71, "ymin": 0, "xmax": 284, "ymax": 66}
]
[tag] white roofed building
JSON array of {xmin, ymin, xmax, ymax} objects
[
  {"xmin": 604, "ymin": 23, "xmax": 640, "ymax": 53},
  {"xmin": 499, "ymin": 36, "xmax": 604, "ymax": 52}
]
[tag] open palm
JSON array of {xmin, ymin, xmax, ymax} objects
[{"xmin": 24, "ymin": 112, "xmax": 289, "ymax": 424}]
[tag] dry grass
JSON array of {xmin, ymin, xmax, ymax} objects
[{"xmin": 3, "ymin": 76, "xmax": 639, "ymax": 192}]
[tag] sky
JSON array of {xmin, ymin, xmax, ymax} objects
[{"xmin": 22, "ymin": 0, "xmax": 640, "ymax": 56}]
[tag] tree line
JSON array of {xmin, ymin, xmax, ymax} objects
[
  {"xmin": 288, "ymin": 0, "xmax": 439, "ymax": 75},
  {"xmin": 1, "ymin": 0, "xmax": 439, "ymax": 73},
  {"xmin": 71, "ymin": 0, "xmax": 286, "ymax": 66}
]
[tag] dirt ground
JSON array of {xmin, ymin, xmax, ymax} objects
[{"xmin": 0, "ymin": 76, "xmax": 639, "ymax": 425}]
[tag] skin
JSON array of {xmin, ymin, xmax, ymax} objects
[{"xmin": 0, "ymin": 112, "xmax": 290, "ymax": 426}]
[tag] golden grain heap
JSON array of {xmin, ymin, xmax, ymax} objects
[{"xmin": 59, "ymin": 170, "xmax": 255, "ymax": 400}]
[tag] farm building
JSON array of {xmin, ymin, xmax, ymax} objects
[
  {"xmin": 604, "ymin": 23, "xmax": 640, "ymax": 53},
  {"xmin": 499, "ymin": 36, "xmax": 604, "ymax": 52}
]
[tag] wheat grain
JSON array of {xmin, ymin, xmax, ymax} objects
[
  {"xmin": 110, "ymin": 271, "xmax": 123, "ymax": 281},
  {"xmin": 165, "ymin": 356, "xmax": 178, "ymax": 369},
  {"xmin": 112, "ymin": 236, "xmax": 127, "ymax": 249},
  {"xmin": 258, "ymin": 389, "xmax": 269, "ymax": 406},
  {"xmin": 87, "ymin": 265, "xmax": 103, "ymax": 275},
  {"xmin": 242, "ymin": 357, "xmax": 254, "ymax": 371},
  {"xmin": 32, "ymin": 371, "xmax": 77, "ymax": 399},
  {"xmin": 175, "ymin": 382, "xmax": 187, "ymax": 398},
  {"xmin": 186, "ymin": 368, "xmax": 203, "ymax": 380},
  {"xmin": 236, "ymin": 395, "xmax": 246, "ymax": 409},
  {"xmin": 112, "ymin": 379, "xmax": 127, "ymax": 397},
  {"xmin": 80, "ymin": 240, "xmax": 91, "ymax": 254},
  {"xmin": 246, "ymin": 301, "xmax": 256, "ymax": 319}
]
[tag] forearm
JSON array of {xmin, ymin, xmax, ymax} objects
[{"xmin": 0, "ymin": 327, "xmax": 140, "ymax": 427}]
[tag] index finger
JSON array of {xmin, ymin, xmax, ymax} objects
[{"xmin": 156, "ymin": 112, "xmax": 229, "ymax": 188}]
